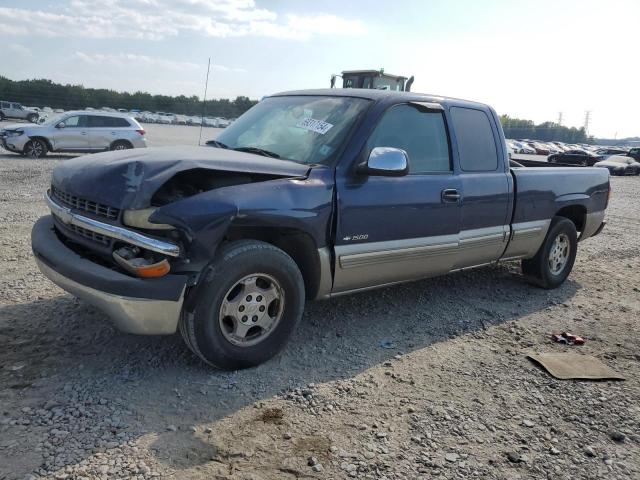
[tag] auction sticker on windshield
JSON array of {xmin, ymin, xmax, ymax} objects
[{"xmin": 296, "ymin": 117, "xmax": 334, "ymax": 135}]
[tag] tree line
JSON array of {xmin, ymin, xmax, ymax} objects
[
  {"xmin": 499, "ymin": 115, "xmax": 591, "ymax": 143},
  {"xmin": 0, "ymin": 76, "xmax": 258, "ymax": 118}
]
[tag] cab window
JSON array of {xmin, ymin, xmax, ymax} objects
[
  {"xmin": 450, "ymin": 107, "xmax": 499, "ymax": 172},
  {"xmin": 366, "ymin": 104, "xmax": 451, "ymax": 173}
]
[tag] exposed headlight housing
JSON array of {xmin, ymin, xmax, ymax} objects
[
  {"xmin": 122, "ymin": 208, "xmax": 175, "ymax": 230},
  {"xmin": 5, "ymin": 130, "xmax": 23, "ymax": 137}
]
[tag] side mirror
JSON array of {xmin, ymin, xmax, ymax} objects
[
  {"xmin": 56, "ymin": 122, "xmax": 66, "ymax": 129},
  {"xmin": 360, "ymin": 147, "xmax": 409, "ymax": 177}
]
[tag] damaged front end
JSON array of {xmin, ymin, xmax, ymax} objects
[{"xmin": 32, "ymin": 146, "xmax": 325, "ymax": 334}]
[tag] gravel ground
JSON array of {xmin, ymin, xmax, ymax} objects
[{"xmin": 0, "ymin": 128, "xmax": 639, "ymax": 480}]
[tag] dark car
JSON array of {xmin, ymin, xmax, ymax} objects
[
  {"xmin": 594, "ymin": 155, "xmax": 640, "ymax": 175},
  {"xmin": 548, "ymin": 149, "xmax": 599, "ymax": 166},
  {"xmin": 31, "ymin": 89, "xmax": 610, "ymax": 370},
  {"xmin": 627, "ymin": 147, "xmax": 640, "ymax": 162},
  {"xmin": 595, "ymin": 147, "xmax": 628, "ymax": 158}
]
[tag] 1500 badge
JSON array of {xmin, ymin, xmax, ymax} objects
[{"xmin": 343, "ymin": 234, "xmax": 369, "ymax": 241}]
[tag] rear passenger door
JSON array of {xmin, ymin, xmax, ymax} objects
[
  {"xmin": 448, "ymin": 106, "xmax": 511, "ymax": 268},
  {"xmin": 88, "ymin": 115, "xmax": 130, "ymax": 149},
  {"xmin": 333, "ymin": 102, "xmax": 462, "ymax": 293}
]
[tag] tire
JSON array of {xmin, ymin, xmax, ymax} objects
[
  {"xmin": 27, "ymin": 113, "xmax": 39, "ymax": 123},
  {"xmin": 522, "ymin": 216, "xmax": 577, "ymax": 289},
  {"xmin": 180, "ymin": 240, "xmax": 305, "ymax": 370},
  {"xmin": 0, "ymin": 111, "xmax": 5, "ymax": 121},
  {"xmin": 110, "ymin": 140, "xmax": 132, "ymax": 151},
  {"xmin": 24, "ymin": 139, "xmax": 48, "ymax": 158}
]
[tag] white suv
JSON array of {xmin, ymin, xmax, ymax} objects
[
  {"xmin": 0, "ymin": 111, "xmax": 147, "ymax": 158},
  {"xmin": 0, "ymin": 101, "xmax": 39, "ymax": 123}
]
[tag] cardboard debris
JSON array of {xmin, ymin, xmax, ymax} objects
[{"xmin": 527, "ymin": 353, "xmax": 625, "ymax": 380}]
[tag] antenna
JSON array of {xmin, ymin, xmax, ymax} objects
[{"xmin": 198, "ymin": 57, "xmax": 211, "ymax": 146}]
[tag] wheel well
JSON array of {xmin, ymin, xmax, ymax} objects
[
  {"xmin": 555, "ymin": 205, "xmax": 586, "ymax": 233},
  {"xmin": 26, "ymin": 136, "xmax": 52, "ymax": 151},
  {"xmin": 223, "ymin": 226, "xmax": 322, "ymax": 299},
  {"xmin": 111, "ymin": 139, "xmax": 133, "ymax": 148}
]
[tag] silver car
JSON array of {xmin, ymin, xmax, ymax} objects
[{"xmin": 0, "ymin": 111, "xmax": 147, "ymax": 158}]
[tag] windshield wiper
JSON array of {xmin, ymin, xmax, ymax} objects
[
  {"xmin": 233, "ymin": 146, "xmax": 281, "ymax": 159},
  {"xmin": 205, "ymin": 140, "xmax": 229, "ymax": 149}
]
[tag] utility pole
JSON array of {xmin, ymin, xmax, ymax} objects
[
  {"xmin": 557, "ymin": 112, "xmax": 563, "ymax": 126},
  {"xmin": 583, "ymin": 111, "xmax": 591, "ymax": 136},
  {"xmin": 198, "ymin": 57, "xmax": 211, "ymax": 146}
]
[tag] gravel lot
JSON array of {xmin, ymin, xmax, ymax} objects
[{"xmin": 0, "ymin": 123, "xmax": 639, "ymax": 479}]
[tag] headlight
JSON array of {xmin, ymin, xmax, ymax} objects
[
  {"xmin": 122, "ymin": 208, "xmax": 175, "ymax": 230},
  {"xmin": 5, "ymin": 130, "xmax": 23, "ymax": 137}
]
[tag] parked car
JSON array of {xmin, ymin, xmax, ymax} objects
[
  {"xmin": 31, "ymin": 89, "xmax": 609, "ymax": 369},
  {"xmin": 527, "ymin": 142, "xmax": 550, "ymax": 155},
  {"xmin": 512, "ymin": 140, "xmax": 535, "ymax": 154},
  {"xmin": 0, "ymin": 101, "xmax": 39, "ymax": 123},
  {"xmin": 594, "ymin": 155, "xmax": 640, "ymax": 175},
  {"xmin": 0, "ymin": 111, "xmax": 146, "ymax": 158},
  {"xmin": 548, "ymin": 149, "xmax": 599, "ymax": 166},
  {"xmin": 626, "ymin": 147, "xmax": 640, "ymax": 162}
]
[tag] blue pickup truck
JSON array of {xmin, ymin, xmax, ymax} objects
[{"xmin": 31, "ymin": 89, "xmax": 609, "ymax": 369}]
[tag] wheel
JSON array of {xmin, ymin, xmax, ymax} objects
[
  {"xmin": 0, "ymin": 111, "xmax": 5, "ymax": 121},
  {"xmin": 24, "ymin": 139, "xmax": 48, "ymax": 158},
  {"xmin": 180, "ymin": 240, "xmax": 305, "ymax": 369},
  {"xmin": 580, "ymin": 160, "xmax": 587, "ymax": 167},
  {"xmin": 522, "ymin": 216, "xmax": 577, "ymax": 289},
  {"xmin": 27, "ymin": 113, "xmax": 39, "ymax": 123},
  {"xmin": 110, "ymin": 140, "xmax": 132, "ymax": 151}
]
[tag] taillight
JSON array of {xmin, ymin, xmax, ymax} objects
[{"xmin": 136, "ymin": 129, "xmax": 145, "ymax": 135}]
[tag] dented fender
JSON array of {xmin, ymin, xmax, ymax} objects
[{"xmin": 151, "ymin": 167, "xmax": 335, "ymax": 266}]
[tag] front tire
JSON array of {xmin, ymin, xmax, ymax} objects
[
  {"xmin": 522, "ymin": 216, "xmax": 577, "ymax": 289},
  {"xmin": 27, "ymin": 113, "xmax": 39, "ymax": 123},
  {"xmin": 180, "ymin": 240, "xmax": 305, "ymax": 370},
  {"xmin": 24, "ymin": 139, "xmax": 48, "ymax": 158}
]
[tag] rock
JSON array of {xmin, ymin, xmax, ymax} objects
[
  {"xmin": 307, "ymin": 456, "xmax": 318, "ymax": 466},
  {"xmin": 445, "ymin": 453, "xmax": 459, "ymax": 462},
  {"xmin": 506, "ymin": 452, "xmax": 521, "ymax": 463},
  {"xmin": 522, "ymin": 420, "xmax": 535, "ymax": 428},
  {"xmin": 583, "ymin": 446, "xmax": 595, "ymax": 457},
  {"xmin": 204, "ymin": 427, "xmax": 213, "ymax": 434},
  {"xmin": 549, "ymin": 447, "xmax": 560, "ymax": 455},
  {"xmin": 283, "ymin": 432, "xmax": 292, "ymax": 440},
  {"xmin": 167, "ymin": 425, "xmax": 177, "ymax": 432},
  {"xmin": 311, "ymin": 463, "xmax": 323, "ymax": 472},
  {"xmin": 609, "ymin": 431, "xmax": 626, "ymax": 443},
  {"xmin": 375, "ymin": 432, "xmax": 387, "ymax": 439}
]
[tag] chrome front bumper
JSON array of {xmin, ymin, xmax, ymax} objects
[
  {"xmin": 45, "ymin": 191, "xmax": 181, "ymax": 257},
  {"xmin": 32, "ymin": 216, "xmax": 188, "ymax": 335}
]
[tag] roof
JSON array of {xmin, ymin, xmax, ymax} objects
[
  {"xmin": 270, "ymin": 88, "xmax": 490, "ymax": 110},
  {"xmin": 341, "ymin": 70, "xmax": 408, "ymax": 80},
  {"xmin": 59, "ymin": 110, "xmax": 136, "ymax": 117}
]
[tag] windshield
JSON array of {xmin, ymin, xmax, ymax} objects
[
  {"xmin": 40, "ymin": 113, "xmax": 69, "ymax": 126},
  {"xmin": 212, "ymin": 96, "xmax": 370, "ymax": 165}
]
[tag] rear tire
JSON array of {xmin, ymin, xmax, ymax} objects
[
  {"xmin": 24, "ymin": 139, "xmax": 48, "ymax": 158},
  {"xmin": 180, "ymin": 240, "xmax": 305, "ymax": 370},
  {"xmin": 110, "ymin": 140, "xmax": 132, "ymax": 151},
  {"xmin": 0, "ymin": 111, "xmax": 5, "ymax": 121},
  {"xmin": 522, "ymin": 216, "xmax": 577, "ymax": 289}
]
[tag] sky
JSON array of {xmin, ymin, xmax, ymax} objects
[{"xmin": 1, "ymin": 0, "xmax": 639, "ymax": 138}]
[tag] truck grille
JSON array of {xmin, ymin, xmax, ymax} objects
[
  {"xmin": 65, "ymin": 224, "xmax": 110, "ymax": 246},
  {"xmin": 51, "ymin": 185, "xmax": 120, "ymax": 220}
]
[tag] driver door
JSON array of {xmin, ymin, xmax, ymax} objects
[{"xmin": 333, "ymin": 103, "xmax": 462, "ymax": 293}]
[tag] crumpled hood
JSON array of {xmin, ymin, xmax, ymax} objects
[
  {"xmin": 1, "ymin": 122, "xmax": 37, "ymax": 132},
  {"xmin": 51, "ymin": 146, "xmax": 310, "ymax": 210}
]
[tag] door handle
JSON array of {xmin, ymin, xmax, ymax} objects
[
  {"xmin": 441, "ymin": 189, "xmax": 461, "ymax": 203},
  {"xmin": 81, "ymin": 131, "xmax": 88, "ymax": 135}
]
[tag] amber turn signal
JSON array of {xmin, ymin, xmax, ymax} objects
[{"xmin": 135, "ymin": 259, "xmax": 171, "ymax": 278}]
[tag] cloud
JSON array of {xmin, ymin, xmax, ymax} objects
[
  {"xmin": 0, "ymin": 1, "xmax": 366, "ymax": 41},
  {"xmin": 74, "ymin": 52, "xmax": 245, "ymax": 73},
  {"xmin": 7, "ymin": 43, "xmax": 32, "ymax": 56}
]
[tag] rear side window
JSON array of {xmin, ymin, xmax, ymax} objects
[
  {"xmin": 88, "ymin": 116, "xmax": 129, "ymax": 127},
  {"xmin": 1, "ymin": 102, "xmax": 9, "ymax": 108},
  {"xmin": 367, "ymin": 104, "xmax": 451, "ymax": 173},
  {"xmin": 450, "ymin": 107, "xmax": 499, "ymax": 171}
]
